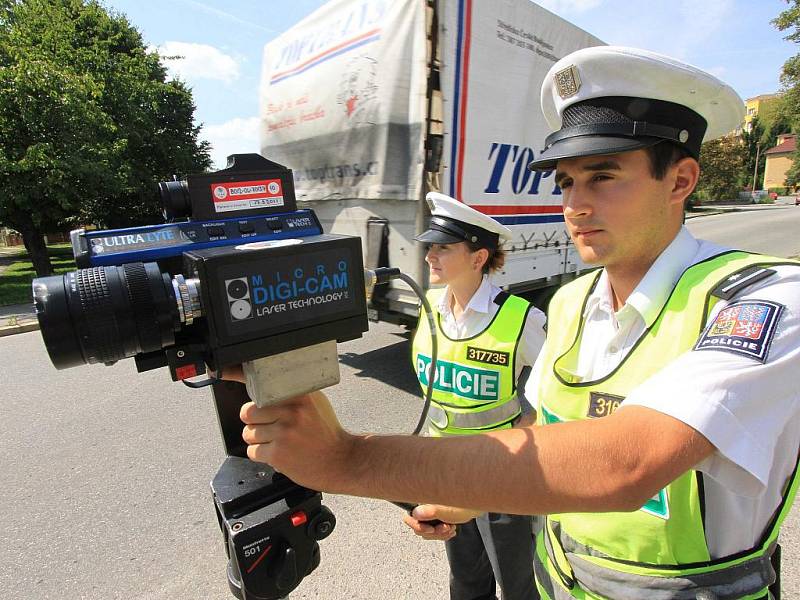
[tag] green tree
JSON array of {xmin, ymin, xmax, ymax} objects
[
  {"xmin": 773, "ymin": 0, "xmax": 800, "ymax": 190},
  {"xmin": 0, "ymin": 0, "xmax": 211, "ymax": 275},
  {"xmin": 741, "ymin": 116, "xmax": 766, "ymax": 190},
  {"xmin": 695, "ymin": 136, "xmax": 747, "ymax": 202},
  {"xmin": 753, "ymin": 96, "xmax": 787, "ymax": 138},
  {"xmin": 740, "ymin": 114, "xmax": 790, "ymax": 190},
  {"xmin": 786, "ymin": 151, "xmax": 800, "ymax": 188}
]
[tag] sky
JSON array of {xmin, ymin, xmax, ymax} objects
[{"xmin": 102, "ymin": 0, "xmax": 797, "ymax": 169}]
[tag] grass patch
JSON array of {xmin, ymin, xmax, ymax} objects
[{"xmin": 0, "ymin": 245, "xmax": 76, "ymax": 306}]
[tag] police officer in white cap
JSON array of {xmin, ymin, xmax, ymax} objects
[
  {"xmin": 518, "ymin": 46, "xmax": 800, "ymax": 599},
  {"xmin": 230, "ymin": 47, "xmax": 800, "ymax": 600},
  {"xmin": 404, "ymin": 192, "xmax": 546, "ymax": 600}
]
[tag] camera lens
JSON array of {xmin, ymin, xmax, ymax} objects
[
  {"xmin": 227, "ymin": 279, "xmax": 248, "ymax": 299},
  {"xmin": 158, "ymin": 180, "xmax": 191, "ymax": 220},
  {"xmin": 32, "ymin": 262, "xmax": 181, "ymax": 369}
]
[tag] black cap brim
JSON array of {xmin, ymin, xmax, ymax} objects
[
  {"xmin": 414, "ymin": 229, "xmax": 465, "ymax": 245},
  {"xmin": 528, "ymin": 135, "xmax": 663, "ymax": 171}
]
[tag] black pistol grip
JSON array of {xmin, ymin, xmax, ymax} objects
[{"xmin": 391, "ymin": 501, "xmax": 444, "ymax": 527}]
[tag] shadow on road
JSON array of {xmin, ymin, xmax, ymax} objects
[{"xmin": 339, "ymin": 335, "xmax": 420, "ymax": 396}]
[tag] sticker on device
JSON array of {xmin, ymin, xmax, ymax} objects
[{"xmin": 211, "ymin": 179, "xmax": 284, "ymax": 213}]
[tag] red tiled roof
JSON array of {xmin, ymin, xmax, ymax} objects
[{"xmin": 765, "ymin": 134, "xmax": 797, "ymax": 155}]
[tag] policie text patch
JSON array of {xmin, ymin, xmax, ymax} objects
[{"xmin": 694, "ymin": 300, "xmax": 784, "ymax": 362}]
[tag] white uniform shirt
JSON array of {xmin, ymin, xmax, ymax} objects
[
  {"xmin": 436, "ymin": 276, "xmax": 547, "ymax": 412},
  {"xmin": 525, "ymin": 226, "xmax": 800, "ymax": 558}
]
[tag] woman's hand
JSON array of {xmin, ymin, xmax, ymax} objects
[{"xmin": 401, "ymin": 505, "xmax": 482, "ymax": 541}]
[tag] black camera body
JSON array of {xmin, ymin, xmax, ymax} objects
[
  {"xmin": 183, "ymin": 234, "xmax": 366, "ymax": 370},
  {"xmin": 32, "ymin": 154, "xmax": 368, "ymax": 600}
]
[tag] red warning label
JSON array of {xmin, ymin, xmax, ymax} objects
[{"xmin": 210, "ymin": 179, "xmax": 284, "ymax": 213}]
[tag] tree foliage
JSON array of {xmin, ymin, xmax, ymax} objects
[
  {"xmin": 740, "ymin": 115, "xmax": 790, "ymax": 190},
  {"xmin": 0, "ymin": 0, "xmax": 211, "ymax": 275},
  {"xmin": 773, "ymin": 0, "xmax": 800, "ymax": 44},
  {"xmin": 773, "ymin": 0, "xmax": 800, "ymax": 190},
  {"xmin": 695, "ymin": 136, "xmax": 747, "ymax": 201},
  {"xmin": 741, "ymin": 117, "xmax": 766, "ymax": 190},
  {"xmin": 785, "ymin": 149, "xmax": 800, "ymax": 187}
]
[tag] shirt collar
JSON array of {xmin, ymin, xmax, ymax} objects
[
  {"xmin": 583, "ymin": 226, "xmax": 701, "ymax": 327},
  {"xmin": 582, "ymin": 271, "xmax": 612, "ymax": 318},
  {"xmin": 438, "ymin": 275, "xmax": 494, "ymax": 316}
]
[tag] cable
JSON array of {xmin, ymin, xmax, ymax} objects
[
  {"xmin": 397, "ymin": 272, "xmax": 437, "ymax": 436},
  {"xmin": 367, "ymin": 267, "xmax": 443, "ymax": 525},
  {"xmin": 181, "ymin": 374, "xmax": 219, "ymax": 388},
  {"xmin": 367, "ymin": 268, "xmax": 438, "ymax": 436}
]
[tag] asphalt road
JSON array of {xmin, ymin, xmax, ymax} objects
[
  {"xmin": 0, "ymin": 325, "xmax": 452, "ymax": 600},
  {"xmin": 2, "ymin": 206, "xmax": 799, "ymax": 599},
  {"xmin": 687, "ymin": 202, "xmax": 800, "ymax": 258}
]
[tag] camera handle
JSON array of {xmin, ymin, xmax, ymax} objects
[
  {"xmin": 210, "ymin": 377, "xmax": 336, "ymax": 600},
  {"xmin": 242, "ymin": 341, "xmax": 340, "ymax": 408}
]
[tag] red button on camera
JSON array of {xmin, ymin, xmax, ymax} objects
[
  {"xmin": 175, "ymin": 364, "xmax": 197, "ymax": 380},
  {"xmin": 290, "ymin": 511, "xmax": 307, "ymax": 527}
]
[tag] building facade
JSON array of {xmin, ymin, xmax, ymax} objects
[
  {"xmin": 763, "ymin": 133, "xmax": 797, "ymax": 192},
  {"xmin": 740, "ymin": 93, "xmax": 781, "ymax": 135}
]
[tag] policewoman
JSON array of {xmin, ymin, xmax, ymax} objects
[
  {"xmin": 408, "ymin": 192, "xmax": 546, "ymax": 600},
  {"xmin": 234, "ymin": 47, "xmax": 800, "ymax": 600}
]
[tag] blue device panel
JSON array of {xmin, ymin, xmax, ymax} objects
[{"xmin": 74, "ymin": 210, "xmax": 323, "ymax": 267}]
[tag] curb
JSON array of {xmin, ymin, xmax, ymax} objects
[
  {"xmin": 685, "ymin": 210, "xmax": 725, "ymax": 219},
  {"xmin": 0, "ymin": 320, "xmax": 39, "ymax": 338}
]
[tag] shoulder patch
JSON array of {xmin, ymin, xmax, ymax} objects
[
  {"xmin": 694, "ymin": 300, "xmax": 785, "ymax": 362},
  {"xmin": 711, "ymin": 266, "xmax": 776, "ymax": 300}
]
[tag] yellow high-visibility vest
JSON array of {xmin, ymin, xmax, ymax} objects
[
  {"xmin": 412, "ymin": 289, "xmax": 532, "ymax": 436},
  {"xmin": 535, "ymin": 251, "xmax": 800, "ymax": 600}
]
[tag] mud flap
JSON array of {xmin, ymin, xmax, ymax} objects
[{"xmin": 366, "ymin": 217, "xmax": 390, "ymax": 311}]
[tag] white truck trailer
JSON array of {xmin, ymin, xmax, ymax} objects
[{"xmin": 259, "ymin": 0, "xmax": 603, "ymax": 325}]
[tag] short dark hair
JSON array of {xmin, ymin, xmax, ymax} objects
[
  {"xmin": 645, "ymin": 141, "xmax": 694, "ymax": 180},
  {"xmin": 465, "ymin": 239, "xmax": 506, "ymax": 274}
]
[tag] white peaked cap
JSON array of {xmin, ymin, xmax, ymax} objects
[
  {"xmin": 528, "ymin": 46, "xmax": 745, "ymax": 171},
  {"xmin": 415, "ymin": 192, "xmax": 512, "ymax": 246}
]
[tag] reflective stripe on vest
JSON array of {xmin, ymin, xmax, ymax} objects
[
  {"xmin": 534, "ymin": 546, "xmax": 774, "ymax": 600},
  {"xmin": 427, "ymin": 395, "xmax": 522, "ymax": 432},
  {"xmin": 535, "ymin": 251, "xmax": 800, "ymax": 598},
  {"xmin": 539, "ymin": 521, "xmax": 776, "ymax": 600},
  {"xmin": 411, "ymin": 288, "xmax": 531, "ymax": 436}
]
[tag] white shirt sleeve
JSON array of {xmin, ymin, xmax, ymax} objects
[
  {"xmin": 516, "ymin": 306, "xmax": 547, "ymax": 415},
  {"xmin": 517, "ymin": 306, "xmax": 547, "ymax": 368},
  {"xmin": 623, "ymin": 267, "xmax": 800, "ymax": 496},
  {"xmin": 519, "ymin": 351, "xmax": 545, "ymax": 417}
]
